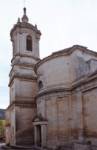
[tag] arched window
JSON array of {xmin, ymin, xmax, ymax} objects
[
  {"xmin": 38, "ymin": 81, "xmax": 43, "ymax": 90},
  {"xmin": 26, "ymin": 35, "xmax": 32, "ymax": 51}
]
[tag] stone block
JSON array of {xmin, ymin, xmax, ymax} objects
[{"xmin": 74, "ymin": 143, "xmax": 89, "ymax": 150}]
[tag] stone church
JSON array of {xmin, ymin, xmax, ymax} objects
[{"xmin": 5, "ymin": 8, "xmax": 97, "ymax": 149}]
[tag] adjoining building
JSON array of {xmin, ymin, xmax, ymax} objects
[{"xmin": 6, "ymin": 8, "xmax": 97, "ymax": 149}]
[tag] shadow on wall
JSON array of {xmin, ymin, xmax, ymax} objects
[{"xmin": 75, "ymin": 57, "xmax": 97, "ymax": 80}]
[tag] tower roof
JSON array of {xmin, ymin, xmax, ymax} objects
[{"xmin": 10, "ymin": 8, "xmax": 41, "ymax": 39}]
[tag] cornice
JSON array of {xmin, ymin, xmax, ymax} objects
[
  {"xmin": 11, "ymin": 63, "xmax": 35, "ymax": 69},
  {"xmin": 11, "ymin": 54, "xmax": 40, "ymax": 64},
  {"xmin": 36, "ymin": 87, "xmax": 71, "ymax": 98},
  {"xmin": 9, "ymin": 73, "xmax": 37, "ymax": 87},
  {"xmin": 7, "ymin": 100, "xmax": 36, "ymax": 109},
  {"xmin": 10, "ymin": 22, "xmax": 41, "ymax": 38}
]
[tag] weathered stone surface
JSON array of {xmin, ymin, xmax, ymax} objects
[
  {"xmin": 6, "ymin": 7, "xmax": 97, "ymax": 150},
  {"xmin": 74, "ymin": 143, "xmax": 89, "ymax": 150}
]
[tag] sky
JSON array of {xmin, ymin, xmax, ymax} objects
[{"xmin": 1, "ymin": 0, "xmax": 97, "ymax": 108}]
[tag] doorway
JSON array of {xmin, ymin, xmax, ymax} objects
[{"xmin": 33, "ymin": 119, "xmax": 48, "ymax": 147}]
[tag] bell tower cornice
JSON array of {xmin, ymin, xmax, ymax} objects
[{"xmin": 10, "ymin": 22, "xmax": 41, "ymax": 40}]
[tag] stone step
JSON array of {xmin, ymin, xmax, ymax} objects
[
  {"xmin": 3, "ymin": 143, "xmax": 97, "ymax": 150},
  {"xmin": 16, "ymin": 127, "xmax": 34, "ymax": 146},
  {"xmin": 16, "ymin": 138, "xmax": 33, "ymax": 146}
]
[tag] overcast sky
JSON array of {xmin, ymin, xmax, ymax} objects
[{"xmin": 1, "ymin": 0, "xmax": 97, "ymax": 108}]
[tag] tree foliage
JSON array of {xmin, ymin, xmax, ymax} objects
[{"xmin": 0, "ymin": 120, "xmax": 5, "ymax": 137}]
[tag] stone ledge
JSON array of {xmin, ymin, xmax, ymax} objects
[{"xmin": 7, "ymin": 100, "xmax": 36, "ymax": 110}]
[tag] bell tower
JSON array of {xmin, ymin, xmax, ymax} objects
[
  {"xmin": 6, "ymin": 8, "xmax": 41, "ymax": 145},
  {"xmin": 11, "ymin": 8, "xmax": 41, "ymax": 61}
]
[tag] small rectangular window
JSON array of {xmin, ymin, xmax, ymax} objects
[{"xmin": 26, "ymin": 35, "xmax": 32, "ymax": 51}]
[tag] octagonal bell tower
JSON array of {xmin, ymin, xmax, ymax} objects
[
  {"xmin": 6, "ymin": 8, "xmax": 41, "ymax": 145},
  {"xmin": 11, "ymin": 8, "xmax": 41, "ymax": 62}
]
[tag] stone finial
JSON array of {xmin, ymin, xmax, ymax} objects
[
  {"xmin": 22, "ymin": 7, "xmax": 29, "ymax": 23},
  {"xmin": 35, "ymin": 24, "xmax": 37, "ymax": 29},
  {"xmin": 17, "ymin": 18, "xmax": 20, "ymax": 23}
]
